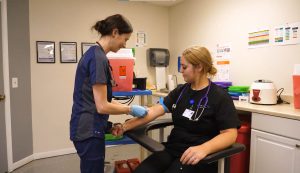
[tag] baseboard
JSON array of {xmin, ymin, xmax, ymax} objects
[
  {"xmin": 9, "ymin": 147, "xmax": 76, "ymax": 172},
  {"xmin": 33, "ymin": 147, "xmax": 76, "ymax": 160},
  {"xmin": 12, "ymin": 154, "xmax": 34, "ymax": 171}
]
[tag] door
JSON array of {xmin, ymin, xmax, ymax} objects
[
  {"xmin": 250, "ymin": 129, "xmax": 300, "ymax": 173},
  {"xmin": 0, "ymin": 1, "xmax": 8, "ymax": 172}
]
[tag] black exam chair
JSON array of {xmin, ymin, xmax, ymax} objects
[{"xmin": 125, "ymin": 119, "xmax": 245, "ymax": 173}]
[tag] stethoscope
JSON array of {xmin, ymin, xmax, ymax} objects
[{"xmin": 172, "ymin": 80, "xmax": 211, "ymax": 121}]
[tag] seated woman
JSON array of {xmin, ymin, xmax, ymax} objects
[{"xmin": 112, "ymin": 46, "xmax": 240, "ymax": 173}]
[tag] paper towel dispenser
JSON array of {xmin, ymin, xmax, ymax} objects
[{"xmin": 147, "ymin": 48, "xmax": 170, "ymax": 67}]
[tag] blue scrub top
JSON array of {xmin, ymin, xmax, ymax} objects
[{"xmin": 70, "ymin": 45, "xmax": 112, "ymax": 141}]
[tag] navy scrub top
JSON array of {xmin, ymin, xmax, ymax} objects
[
  {"xmin": 163, "ymin": 82, "xmax": 241, "ymax": 156},
  {"xmin": 70, "ymin": 45, "xmax": 113, "ymax": 141}
]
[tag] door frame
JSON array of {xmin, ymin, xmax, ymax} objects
[{"xmin": 1, "ymin": 0, "xmax": 13, "ymax": 171}]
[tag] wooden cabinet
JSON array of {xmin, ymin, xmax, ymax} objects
[{"xmin": 250, "ymin": 113, "xmax": 300, "ymax": 173}]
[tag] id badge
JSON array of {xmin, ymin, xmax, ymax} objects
[{"xmin": 182, "ymin": 109, "xmax": 194, "ymax": 119}]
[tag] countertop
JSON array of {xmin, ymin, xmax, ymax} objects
[{"xmin": 152, "ymin": 91, "xmax": 300, "ymax": 121}]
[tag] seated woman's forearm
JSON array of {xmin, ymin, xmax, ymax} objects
[
  {"xmin": 180, "ymin": 128, "xmax": 238, "ymax": 165},
  {"xmin": 122, "ymin": 115, "xmax": 152, "ymax": 132},
  {"xmin": 123, "ymin": 104, "xmax": 165, "ymax": 132},
  {"xmin": 199, "ymin": 128, "xmax": 238, "ymax": 156}
]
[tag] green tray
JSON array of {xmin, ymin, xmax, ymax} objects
[
  {"xmin": 105, "ymin": 134, "xmax": 124, "ymax": 141},
  {"xmin": 228, "ymin": 86, "xmax": 250, "ymax": 93}
]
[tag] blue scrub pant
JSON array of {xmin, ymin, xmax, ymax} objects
[{"xmin": 73, "ymin": 137, "xmax": 105, "ymax": 173}]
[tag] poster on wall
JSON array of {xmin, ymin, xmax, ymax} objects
[
  {"xmin": 215, "ymin": 43, "xmax": 232, "ymax": 59},
  {"xmin": 60, "ymin": 42, "xmax": 77, "ymax": 63},
  {"xmin": 274, "ymin": 25, "xmax": 284, "ymax": 44},
  {"xmin": 36, "ymin": 41, "xmax": 55, "ymax": 63},
  {"xmin": 215, "ymin": 60, "xmax": 230, "ymax": 82},
  {"xmin": 248, "ymin": 28, "xmax": 270, "ymax": 48},
  {"xmin": 273, "ymin": 22, "xmax": 300, "ymax": 45},
  {"xmin": 214, "ymin": 43, "xmax": 232, "ymax": 82},
  {"xmin": 81, "ymin": 42, "xmax": 95, "ymax": 56},
  {"xmin": 136, "ymin": 31, "xmax": 147, "ymax": 47}
]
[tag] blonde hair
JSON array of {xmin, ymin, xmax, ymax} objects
[{"xmin": 182, "ymin": 46, "xmax": 217, "ymax": 77}]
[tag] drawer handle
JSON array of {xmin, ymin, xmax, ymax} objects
[{"xmin": 296, "ymin": 144, "xmax": 300, "ymax": 148}]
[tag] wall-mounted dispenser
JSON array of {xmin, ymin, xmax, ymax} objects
[{"xmin": 147, "ymin": 48, "xmax": 170, "ymax": 90}]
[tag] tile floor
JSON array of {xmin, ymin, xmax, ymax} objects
[{"xmin": 11, "ymin": 144, "xmax": 141, "ymax": 173}]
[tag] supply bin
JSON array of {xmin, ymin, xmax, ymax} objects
[
  {"xmin": 115, "ymin": 160, "xmax": 131, "ymax": 173},
  {"xmin": 293, "ymin": 75, "xmax": 300, "ymax": 109},
  {"xmin": 115, "ymin": 158, "xmax": 140, "ymax": 173},
  {"xmin": 293, "ymin": 64, "xmax": 300, "ymax": 109},
  {"xmin": 230, "ymin": 121, "xmax": 251, "ymax": 173},
  {"xmin": 107, "ymin": 49, "xmax": 135, "ymax": 92}
]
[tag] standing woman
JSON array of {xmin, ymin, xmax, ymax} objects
[
  {"xmin": 114, "ymin": 46, "xmax": 240, "ymax": 173},
  {"xmin": 70, "ymin": 14, "xmax": 147, "ymax": 173}
]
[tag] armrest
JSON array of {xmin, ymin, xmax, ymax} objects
[
  {"xmin": 199, "ymin": 143, "xmax": 245, "ymax": 164},
  {"xmin": 125, "ymin": 119, "xmax": 245, "ymax": 163}
]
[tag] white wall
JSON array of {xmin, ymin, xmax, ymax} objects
[
  {"xmin": 29, "ymin": 0, "xmax": 300, "ymax": 156},
  {"xmin": 29, "ymin": 0, "xmax": 169, "ymax": 154},
  {"xmin": 169, "ymin": 0, "xmax": 300, "ymax": 95}
]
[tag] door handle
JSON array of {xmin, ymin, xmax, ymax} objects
[
  {"xmin": 0, "ymin": 94, "xmax": 5, "ymax": 102},
  {"xmin": 296, "ymin": 144, "xmax": 300, "ymax": 148}
]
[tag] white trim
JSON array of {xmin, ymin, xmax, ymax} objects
[
  {"xmin": 1, "ymin": 0, "xmax": 13, "ymax": 172},
  {"xmin": 33, "ymin": 147, "xmax": 76, "ymax": 160},
  {"xmin": 11, "ymin": 155, "xmax": 34, "ymax": 171},
  {"xmin": 8, "ymin": 148, "xmax": 76, "ymax": 172}
]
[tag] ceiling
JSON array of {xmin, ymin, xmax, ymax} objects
[
  {"xmin": 121, "ymin": 0, "xmax": 185, "ymax": 7},
  {"xmin": 147, "ymin": 0, "xmax": 185, "ymax": 6}
]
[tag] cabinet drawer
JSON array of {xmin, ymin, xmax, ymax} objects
[{"xmin": 252, "ymin": 113, "xmax": 300, "ymax": 140}]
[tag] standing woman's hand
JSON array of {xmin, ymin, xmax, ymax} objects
[{"xmin": 129, "ymin": 105, "xmax": 148, "ymax": 118}]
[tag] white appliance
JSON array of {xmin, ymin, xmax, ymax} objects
[
  {"xmin": 167, "ymin": 74, "xmax": 177, "ymax": 91},
  {"xmin": 156, "ymin": 67, "xmax": 167, "ymax": 90},
  {"xmin": 250, "ymin": 80, "xmax": 277, "ymax": 105}
]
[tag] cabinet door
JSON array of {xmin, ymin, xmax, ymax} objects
[{"xmin": 250, "ymin": 129, "xmax": 300, "ymax": 173}]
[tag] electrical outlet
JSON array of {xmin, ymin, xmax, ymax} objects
[{"xmin": 12, "ymin": 77, "xmax": 18, "ymax": 88}]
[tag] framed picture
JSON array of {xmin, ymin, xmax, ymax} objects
[
  {"xmin": 60, "ymin": 42, "xmax": 77, "ymax": 63},
  {"xmin": 81, "ymin": 42, "xmax": 95, "ymax": 56},
  {"xmin": 36, "ymin": 41, "xmax": 55, "ymax": 63}
]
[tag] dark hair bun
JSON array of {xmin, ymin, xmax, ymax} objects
[
  {"xmin": 92, "ymin": 14, "xmax": 133, "ymax": 36},
  {"xmin": 93, "ymin": 20, "xmax": 109, "ymax": 35}
]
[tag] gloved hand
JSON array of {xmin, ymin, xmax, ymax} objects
[{"xmin": 129, "ymin": 105, "xmax": 148, "ymax": 118}]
